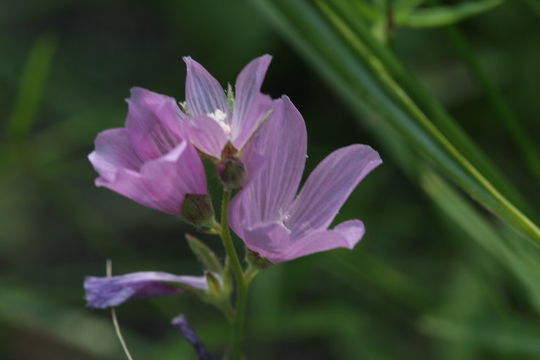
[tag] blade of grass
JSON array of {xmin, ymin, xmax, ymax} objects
[
  {"xmin": 396, "ymin": 0, "xmax": 502, "ymax": 28},
  {"xmin": 252, "ymin": 0, "xmax": 540, "ymax": 247},
  {"xmin": 422, "ymin": 172, "xmax": 540, "ymax": 312},
  {"xmin": 6, "ymin": 34, "xmax": 56, "ymax": 142}
]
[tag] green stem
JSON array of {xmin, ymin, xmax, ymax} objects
[{"xmin": 220, "ymin": 190, "xmax": 248, "ymax": 360}]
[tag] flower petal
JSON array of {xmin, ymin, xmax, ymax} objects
[
  {"xmin": 286, "ymin": 145, "xmax": 382, "ymax": 238},
  {"xmin": 89, "ymin": 128, "xmax": 142, "ymax": 181},
  {"xmin": 126, "ymin": 87, "xmax": 184, "ymax": 161},
  {"xmin": 231, "ymin": 55, "xmax": 272, "ymax": 146},
  {"xmin": 171, "ymin": 315, "xmax": 216, "ymax": 360},
  {"xmin": 96, "ymin": 141, "xmax": 208, "ymax": 215},
  {"xmin": 184, "ymin": 114, "xmax": 228, "ymax": 158},
  {"xmin": 229, "ymin": 96, "xmax": 307, "ymax": 231},
  {"xmin": 184, "ymin": 57, "xmax": 228, "ymax": 118},
  {"xmin": 84, "ymin": 271, "xmax": 207, "ymax": 309},
  {"xmin": 232, "ymin": 94, "xmax": 273, "ymax": 150},
  {"xmin": 281, "ymin": 219, "xmax": 365, "ymax": 262},
  {"xmin": 237, "ymin": 221, "xmax": 291, "ymax": 263}
]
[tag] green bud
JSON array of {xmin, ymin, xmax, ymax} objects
[
  {"xmin": 180, "ymin": 194, "xmax": 218, "ymax": 232},
  {"xmin": 217, "ymin": 157, "xmax": 246, "ymax": 191}
]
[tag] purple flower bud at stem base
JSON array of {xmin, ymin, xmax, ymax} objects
[
  {"xmin": 217, "ymin": 157, "xmax": 246, "ymax": 191},
  {"xmin": 181, "ymin": 194, "xmax": 218, "ymax": 232},
  {"xmin": 171, "ymin": 315, "xmax": 216, "ymax": 360}
]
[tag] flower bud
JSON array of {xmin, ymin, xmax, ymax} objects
[
  {"xmin": 216, "ymin": 157, "xmax": 246, "ymax": 191},
  {"xmin": 180, "ymin": 194, "xmax": 218, "ymax": 232}
]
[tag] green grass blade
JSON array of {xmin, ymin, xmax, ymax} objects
[
  {"xmin": 252, "ymin": 0, "xmax": 540, "ymax": 246},
  {"xmin": 396, "ymin": 0, "xmax": 502, "ymax": 28},
  {"xmin": 422, "ymin": 172, "xmax": 540, "ymax": 312},
  {"xmin": 6, "ymin": 34, "xmax": 56, "ymax": 142}
]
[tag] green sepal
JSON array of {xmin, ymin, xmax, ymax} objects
[
  {"xmin": 186, "ymin": 234, "xmax": 223, "ymax": 274},
  {"xmin": 180, "ymin": 194, "xmax": 218, "ymax": 232},
  {"xmin": 226, "ymin": 83, "xmax": 235, "ymax": 109},
  {"xmin": 205, "ymin": 271, "xmax": 223, "ymax": 298},
  {"xmin": 217, "ymin": 157, "xmax": 246, "ymax": 191},
  {"xmin": 179, "ymin": 101, "xmax": 189, "ymax": 115},
  {"xmin": 246, "ymin": 249, "xmax": 273, "ymax": 270}
]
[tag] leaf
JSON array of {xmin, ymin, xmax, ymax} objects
[
  {"xmin": 186, "ymin": 234, "xmax": 223, "ymax": 274},
  {"xmin": 396, "ymin": 0, "xmax": 503, "ymax": 28},
  {"xmin": 6, "ymin": 34, "xmax": 56, "ymax": 142},
  {"xmin": 422, "ymin": 171, "xmax": 540, "ymax": 312}
]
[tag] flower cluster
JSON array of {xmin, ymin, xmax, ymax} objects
[{"xmin": 84, "ymin": 55, "xmax": 381, "ymax": 358}]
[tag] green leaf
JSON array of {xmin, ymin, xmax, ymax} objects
[
  {"xmin": 396, "ymin": 0, "xmax": 503, "ymax": 28},
  {"xmin": 186, "ymin": 234, "xmax": 224, "ymax": 274},
  {"xmin": 6, "ymin": 34, "xmax": 56, "ymax": 142}
]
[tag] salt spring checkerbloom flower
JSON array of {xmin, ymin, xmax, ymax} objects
[
  {"xmin": 85, "ymin": 271, "xmax": 208, "ymax": 309},
  {"xmin": 85, "ymin": 55, "xmax": 383, "ymax": 360},
  {"xmin": 229, "ymin": 97, "xmax": 382, "ymax": 263},
  {"xmin": 88, "ymin": 88, "xmax": 208, "ymax": 217},
  {"xmin": 182, "ymin": 55, "xmax": 273, "ymax": 158},
  {"xmin": 89, "ymin": 55, "xmax": 275, "ymax": 217}
]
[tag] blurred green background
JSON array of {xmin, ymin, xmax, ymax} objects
[{"xmin": 2, "ymin": 0, "xmax": 540, "ymax": 359}]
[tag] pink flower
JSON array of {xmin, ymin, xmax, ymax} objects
[
  {"xmin": 89, "ymin": 88, "xmax": 208, "ymax": 216},
  {"xmin": 89, "ymin": 55, "xmax": 274, "ymax": 215},
  {"xmin": 229, "ymin": 97, "xmax": 382, "ymax": 263},
  {"xmin": 84, "ymin": 271, "xmax": 208, "ymax": 308},
  {"xmin": 181, "ymin": 55, "xmax": 273, "ymax": 158}
]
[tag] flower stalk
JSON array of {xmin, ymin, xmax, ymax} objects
[{"xmin": 220, "ymin": 190, "xmax": 249, "ymax": 360}]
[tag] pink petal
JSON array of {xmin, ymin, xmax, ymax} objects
[
  {"xmin": 229, "ymin": 96, "xmax": 307, "ymax": 231},
  {"xmin": 96, "ymin": 141, "xmax": 207, "ymax": 215},
  {"xmin": 84, "ymin": 271, "xmax": 207, "ymax": 309},
  {"xmin": 238, "ymin": 221, "xmax": 291, "ymax": 263},
  {"xmin": 286, "ymin": 145, "xmax": 382, "ymax": 238},
  {"xmin": 239, "ymin": 220, "xmax": 364, "ymax": 264},
  {"xmin": 89, "ymin": 128, "xmax": 142, "ymax": 181},
  {"xmin": 282, "ymin": 220, "xmax": 365, "ymax": 262},
  {"xmin": 231, "ymin": 55, "xmax": 272, "ymax": 147},
  {"xmin": 184, "ymin": 114, "xmax": 228, "ymax": 158},
  {"xmin": 232, "ymin": 94, "xmax": 273, "ymax": 150},
  {"xmin": 184, "ymin": 57, "xmax": 228, "ymax": 118},
  {"xmin": 126, "ymin": 87, "xmax": 184, "ymax": 161}
]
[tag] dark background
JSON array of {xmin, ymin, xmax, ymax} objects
[{"xmin": 1, "ymin": 0, "xmax": 540, "ymax": 359}]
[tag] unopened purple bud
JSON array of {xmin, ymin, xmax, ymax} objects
[
  {"xmin": 181, "ymin": 194, "xmax": 217, "ymax": 231},
  {"xmin": 217, "ymin": 157, "xmax": 246, "ymax": 191},
  {"xmin": 171, "ymin": 314, "xmax": 216, "ymax": 360}
]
